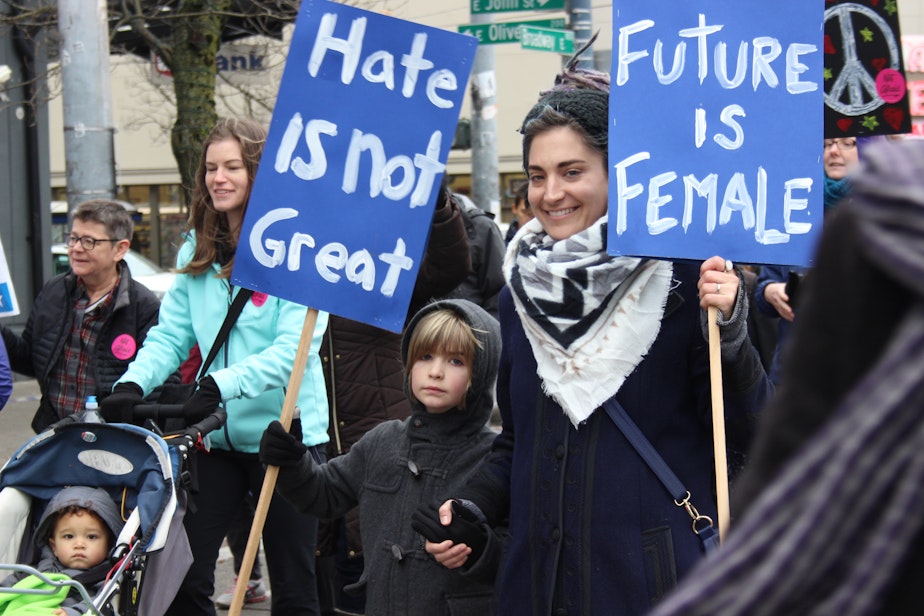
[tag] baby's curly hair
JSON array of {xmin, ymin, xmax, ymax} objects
[{"xmin": 47, "ymin": 505, "xmax": 115, "ymax": 547}]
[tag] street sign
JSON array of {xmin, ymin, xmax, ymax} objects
[
  {"xmin": 519, "ymin": 25, "xmax": 574, "ymax": 54},
  {"xmin": 458, "ymin": 18, "xmax": 566, "ymax": 45},
  {"xmin": 471, "ymin": 0, "xmax": 566, "ymax": 14}
]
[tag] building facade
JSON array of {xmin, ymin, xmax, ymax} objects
[{"xmin": 42, "ymin": 0, "xmax": 924, "ymax": 268}]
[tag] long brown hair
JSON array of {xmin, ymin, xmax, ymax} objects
[{"xmin": 180, "ymin": 117, "xmax": 267, "ymax": 278}]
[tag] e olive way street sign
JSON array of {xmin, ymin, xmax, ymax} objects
[
  {"xmin": 471, "ymin": 0, "xmax": 565, "ymax": 14},
  {"xmin": 458, "ymin": 18, "xmax": 565, "ymax": 45},
  {"xmin": 519, "ymin": 25, "xmax": 574, "ymax": 54}
]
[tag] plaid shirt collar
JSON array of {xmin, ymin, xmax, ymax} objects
[{"xmin": 47, "ymin": 273, "xmax": 121, "ymax": 418}]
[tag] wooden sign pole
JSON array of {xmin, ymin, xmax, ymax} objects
[
  {"xmin": 228, "ymin": 308, "xmax": 319, "ymax": 615},
  {"xmin": 708, "ymin": 305, "xmax": 730, "ymax": 540}
]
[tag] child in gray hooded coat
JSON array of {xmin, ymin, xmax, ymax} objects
[
  {"xmin": 260, "ymin": 299, "xmax": 501, "ymax": 616},
  {"xmin": 0, "ymin": 485, "xmax": 124, "ymax": 615}
]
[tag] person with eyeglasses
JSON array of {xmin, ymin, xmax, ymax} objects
[
  {"xmin": 753, "ymin": 135, "xmax": 863, "ymax": 385},
  {"xmin": 651, "ymin": 137, "xmax": 924, "ymax": 616},
  {"xmin": 823, "ymin": 137, "xmax": 857, "ymax": 149},
  {"xmin": 0, "ymin": 199, "xmax": 164, "ymax": 432}
]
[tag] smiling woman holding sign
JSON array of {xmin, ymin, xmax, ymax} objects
[
  {"xmin": 420, "ymin": 51, "xmax": 772, "ymax": 613},
  {"xmin": 101, "ymin": 118, "xmax": 331, "ymax": 616}
]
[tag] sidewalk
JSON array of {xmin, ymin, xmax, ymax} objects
[{"xmin": 213, "ymin": 539, "xmax": 271, "ymax": 612}]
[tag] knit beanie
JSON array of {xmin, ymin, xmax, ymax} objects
[
  {"xmin": 520, "ymin": 87, "xmax": 609, "ymax": 144},
  {"xmin": 518, "ymin": 36, "xmax": 610, "ymax": 169}
]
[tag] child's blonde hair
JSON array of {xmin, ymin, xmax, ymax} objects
[{"xmin": 405, "ymin": 308, "xmax": 483, "ymax": 410}]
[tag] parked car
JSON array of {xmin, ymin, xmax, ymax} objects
[{"xmin": 51, "ymin": 244, "xmax": 175, "ymax": 300}]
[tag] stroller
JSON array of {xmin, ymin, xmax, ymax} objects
[{"xmin": 0, "ymin": 404, "xmax": 225, "ymax": 615}]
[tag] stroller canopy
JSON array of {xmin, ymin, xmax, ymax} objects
[{"xmin": 0, "ymin": 422, "xmax": 178, "ymax": 552}]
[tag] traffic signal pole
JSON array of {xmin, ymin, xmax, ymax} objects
[
  {"xmin": 469, "ymin": 12, "xmax": 502, "ymax": 218},
  {"xmin": 567, "ymin": 0, "xmax": 595, "ymax": 69},
  {"xmin": 57, "ymin": 0, "xmax": 117, "ymax": 214}
]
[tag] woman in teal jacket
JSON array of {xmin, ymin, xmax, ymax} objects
[{"xmin": 103, "ymin": 118, "xmax": 329, "ymax": 616}]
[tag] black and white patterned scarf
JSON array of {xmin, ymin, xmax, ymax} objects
[{"xmin": 505, "ymin": 215, "xmax": 673, "ymax": 426}]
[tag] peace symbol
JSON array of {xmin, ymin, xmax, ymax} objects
[{"xmin": 824, "ymin": 3, "xmax": 901, "ymax": 116}]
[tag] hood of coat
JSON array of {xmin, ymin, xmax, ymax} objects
[
  {"xmin": 34, "ymin": 486, "xmax": 125, "ymax": 551},
  {"xmin": 401, "ymin": 299, "xmax": 501, "ymax": 435}
]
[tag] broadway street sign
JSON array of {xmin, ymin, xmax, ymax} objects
[{"xmin": 519, "ymin": 25, "xmax": 574, "ymax": 54}]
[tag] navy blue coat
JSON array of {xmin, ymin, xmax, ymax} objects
[
  {"xmin": 754, "ymin": 264, "xmax": 809, "ymax": 386},
  {"xmin": 458, "ymin": 261, "xmax": 770, "ymax": 615}
]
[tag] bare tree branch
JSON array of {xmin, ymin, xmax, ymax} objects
[{"xmin": 2, "ymin": 0, "xmax": 400, "ymax": 202}]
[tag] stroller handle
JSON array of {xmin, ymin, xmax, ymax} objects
[
  {"xmin": 184, "ymin": 407, "xmax": 227, "ymax": 441},
  {"xmin": 131, "ymin": 404, "xmax": 228, "ymax": 441},
  {"xmin": 50, "ymin": 405, "xmax": 227, "ymax": 443}
]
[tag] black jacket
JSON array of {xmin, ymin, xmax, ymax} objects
[
  {"xmin": 279, "ymin": 299, "xmax": 502, "ymax": 615},
  {"xmin": 1, "ymin": 261, "xmax": 162, "ymax": 432},
  {"xmin": 439, "ymin": 195, "xmax": 506, "ymax": 319}
]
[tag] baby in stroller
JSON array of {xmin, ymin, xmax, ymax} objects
[
  {"xmin": 0, "ymin": 486, "xmax": 124, "ymax": 615},
  {"xmin": 0, "ymin": 405, "xmax": 225, "ymax": 616}
]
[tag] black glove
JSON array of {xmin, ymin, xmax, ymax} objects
[
  {"xmin": 260, "ymin": 420, "xmax": 308, "ymax": 467},
  {"xmin": 182, "ymin": 376, "xmax": 222, "ymax": 424},
  {"xmin": 100, "ymin": 382, "xmax": 144, "ymax": 423},
  {"xmin": 411, "ymin": 501, "xmax": 488, "ymax": 564}
]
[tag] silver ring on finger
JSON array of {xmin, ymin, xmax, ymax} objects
[{"xmin": 715, "ymin": 283, "xmax": 722, "ymax": 294}]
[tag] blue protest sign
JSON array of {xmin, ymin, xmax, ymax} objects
[
  {"xmin": 608, "ymin": 1, "xmax": 824, "ymax": 266},
  {"xmin": 231, "ymin": 0, "xmax": 476, "ymax": 332},
  {"xmin": 0, "ymin": 236, "xmax": 19, "ymax": 317}
]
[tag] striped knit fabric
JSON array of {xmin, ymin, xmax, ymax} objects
[{"xmin": 651, "ymin": 139, "xmax": 924, "ymax": 616}]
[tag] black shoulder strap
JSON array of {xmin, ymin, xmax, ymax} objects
[
  {"xmin": 197, "ymin": 288, "xmax": 254, "ymax": 378},
  {"xmin": 602, "ymin": 397, "xmax": 687, "ymax": 500},
  {"xmin": 602, "ymin": 397, "xmax": 720, "ymax": 553}
]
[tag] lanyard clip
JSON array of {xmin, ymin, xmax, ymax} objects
[{"xmin": 674, "ymin": 491, "xmax": 715, "ymax": 535}]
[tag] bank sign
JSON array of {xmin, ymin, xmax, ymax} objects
[
  {"xmin": 231, "ymin": 0, "xmax": 476, "ymax": 332},
  {"xmin": 154, "ymin": 44, "xmax": 273, "ymax": 85}
]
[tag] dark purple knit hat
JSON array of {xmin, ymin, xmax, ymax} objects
[
  {"xmin": 519, "ymin": 34, "xmax": 610, "ymax": 167},
  {"xmin": 520, "ymin": 86, "xmax": 609, "ymax": 144}
]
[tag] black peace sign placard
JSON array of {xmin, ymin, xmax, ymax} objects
[{"xmin": 824, "ymin": 0, "xmax": 911, "ymax": 137}]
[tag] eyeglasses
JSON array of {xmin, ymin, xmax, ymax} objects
[
  {"xmin": 823, "ymin": 138, "xmax": 857, "ymax": 151},
  {"xmin": 66, "ymin": 235, "xmax": 121, "ymax": 251}
]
